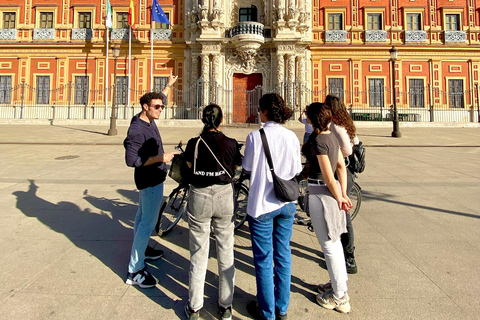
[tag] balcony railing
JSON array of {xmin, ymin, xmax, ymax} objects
[
  {"xmin": 365, "ymin": 30, "xmax": 387, "ymax": 42},
  {"xmin": 0, "ymin": 29, "xmax": 17, "ymax": 40},
  {"xmin": 405, "ymin": 30, "xmax": 427, "ymax": 43},
  {"xmin": 444, "ymin": 31, "xmax": 466, "ymax": 43},
  {"xmin": 152, "ymin": 29, "xmax": 172, "ymax": 41},
  {"xmin": 33, "ymin": 28, "xmax": 55, "ymax": 40},
  {"xmin": 325, "ymin": 30, "xmax": 347, "ymax": 42},
  {"xmin": 111, "ymin": 28, "xmax": 129, "ymax": 41},
  {"xmin": 231, "ymin": 22, "xmax": 265, "ymax": 37},
  {"xmin": 71, "ymin": 28, "xmax": 93, "ymax": 41}
]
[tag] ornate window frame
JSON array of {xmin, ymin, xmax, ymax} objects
[
  {"xmin": 441, "ymin": 8, "xmax": 463, "ymax": 31},
  {"xmin": 0, "ymin": 6, "xmax": 20, "ymax": 29},
  {"xmin": 73, "ymin": 6, "xmax": 96, "ymax": 29},
  {"xmin": 403, "ymin": 7, "xmax": 424, "ymax": 31},
  {"xmin": 35, "ymin": 6, "xmax": 57, "ymax": 29},
  {"xmin": 363, "ymin": 7, "xmax": 385, "ymax": 31},
  {"xmin": 446, "ymin": 76, "xmax": 466, "ymax": 108},
  {"xmin": 406, "ymin": 76, "xmax": 427, "ymax": 108},
  {"xmin": 366, "ymin": 75, "xmax": 387, "ymax": 108},
  {"xmin": 324, "ymin": 7, "xmax": 347, "ymax": 30}
]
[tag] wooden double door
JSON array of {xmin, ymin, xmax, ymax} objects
[{"xmin": 232, "ymin": 73, "xmax": 263, "ymax": 123}]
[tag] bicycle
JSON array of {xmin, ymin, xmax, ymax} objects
[{"xmin": 155, "ymin": 141, "xmax": 249, "ymax": 236}]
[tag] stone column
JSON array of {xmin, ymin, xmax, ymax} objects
[
  {"xmin": 211, "ymin": 54, "xmax": 220, "ymax": 103},
  {"xmin": 201, "ymin": 53, "xmax": 210, "ymax": 106},
  {"xmin": 287, "ymin": 54, "xmax": 296, "ymax": 109},
  {"xmin": 190, "ymin": 54, "xmax": 200, "ymax": 109},
  {"xmin": 276, "ymin": 53, "xmax": 285, "ymax": 93},
  {"xmin": 296, "ymin": 55, "xmax": 305, "ymax": 109}
]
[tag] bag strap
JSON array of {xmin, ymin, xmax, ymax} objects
[
  {"xmin": 193, "ymin": 136, "xmax": 232, "ymax": 178},
  {"xmin": 259, "ymin": 128, "xmax": 276, "ymax": 175}
]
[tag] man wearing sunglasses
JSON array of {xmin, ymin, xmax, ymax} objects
[{"xmin": 124, "ymin": 72, "xmax": 178, "ymax": 288}]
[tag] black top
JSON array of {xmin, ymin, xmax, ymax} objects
[
  {"xmin": 184, "ymin": 131, "xmax": 241, "ymax": 188},
  {"xmin": 124, "ymin": 114, "xmax": 167, "ymax": 190},
  {"xmin": 301, "ymin": 132, "xmax": 339, "ymax": 181}
]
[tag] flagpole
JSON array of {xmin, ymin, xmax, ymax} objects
[
  {"xmin": 128, "ymin": 26, "xmax": 132, "ymax": 109},
  {"xmin": 151, "ymin": 26, "xmax": 154, "ymax": 91},
  {"xmin": 105, "ymin": 27, "xmax": 109, "ymax": 119}
]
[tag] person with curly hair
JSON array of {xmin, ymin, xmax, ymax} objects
[
  {"xmin": 324, "ymin": 94, "xmax": 360, "ymax": 274},
  {"xmin": 243, "ymin": 93, "xmax": 303, "ymax": 320},
  {"xmin": 302, "ymin": 102, "xmax": 352, "ymax": 313}
]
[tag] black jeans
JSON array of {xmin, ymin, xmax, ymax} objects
[{"xmin": 341, "ymin": 169, "xmax": 355, "ymax": 260}]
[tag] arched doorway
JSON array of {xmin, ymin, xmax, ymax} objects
[{"xmin": 232, "ymin": 73, "xmax": 262, "ymax": 123}]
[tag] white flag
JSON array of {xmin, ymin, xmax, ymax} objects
[{"xmin": 106, "ymin": 0, "xmax": 113, "ymax": 29}]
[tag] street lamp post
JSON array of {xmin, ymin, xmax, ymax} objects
[
  {"xmin": 108, "ymin": 45, "xmax": 120, "ymax": 136},
  {"xmin": 390, "ymin": 46, "xmax": 401, "ymax": 138}
]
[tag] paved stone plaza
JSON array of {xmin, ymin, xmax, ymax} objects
[{"xmin": 0, "ymin": 123, "xmax": 479, "ymax": 320}]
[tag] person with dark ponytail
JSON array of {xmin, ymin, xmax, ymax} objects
[
  {"xmin": 183, "ymin": 104, "xmax": 241, "ymax": 320},
  {"xmin": 243, "ymin": 93, "xmax": 302, "ymax": 320}
]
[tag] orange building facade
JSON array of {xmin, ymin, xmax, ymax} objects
[
  {"xmin": 0, "ymin": 0, "xmax": 479, "ymax": 122},
  {"xmin": 311, "ymin": 0, "xmax": 480, "ymax": 122}
]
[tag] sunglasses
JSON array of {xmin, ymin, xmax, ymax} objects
[{"xmin": 150, "ymin": 104, "xmax": 165, "ymax": 110}]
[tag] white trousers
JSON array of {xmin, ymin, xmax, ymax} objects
[{"xmin": 309, "ymin": 193, "xmax": 349, "ymax": 296}]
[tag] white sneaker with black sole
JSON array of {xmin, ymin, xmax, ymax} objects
[{"xmin": 126, "ymin": 267, "xmax": 157, "ymax": 288}]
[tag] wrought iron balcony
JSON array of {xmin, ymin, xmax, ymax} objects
[
  {"xmin": 365, "ymin": 30, "xmax": 387, "ymax": 42},
  {"xmin": 231, "ymin": 22, "xmax": 265, "ymax": 51},
  {"xmin": 33, "ymin": 28, "xmax": 55, "ymax": 40},
  {"xmin": 152, "ymin": 29, "xmax": 172, "ymax": 41},
  {"xmin": 72, "ymin": 28, "xmax": 93, "ymax": 41},
  {"xmin": 0, "ymin": 29, "xmax": 17, "ymax": 40},
  {"xmin": 111, "ymin": 28, "xmax": 129, "ymax": 41},
  {"xmin": 325, "ymin": 30, "xmax": 347, "ymax": 42},
  {"xmin": 444, "ymin": 31, "xmax": 466, "ymax": 43},
  {"xmin": 404, "ymin": 30, "xmax": 427, "ymax": 43}
]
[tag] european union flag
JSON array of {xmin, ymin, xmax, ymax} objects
[{"xmin": 152, "ymin": 0, "xmax": 171, "ymax": 24}]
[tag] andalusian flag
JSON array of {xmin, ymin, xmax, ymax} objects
[
  {"xmin": 105, "ymin": 0, "xmax": 113, "ymax": 29},
  {"xmin": 128, "ymin": 0, "xmax": 136, "ymax": 29}
]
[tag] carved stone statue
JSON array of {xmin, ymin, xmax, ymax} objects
[
  {"xmin": 200, "ymin": 4, "xmax": 208, "ymax": 21},
  {"xmin": 298, "ymin": 10, "xmax": 306, "ymax": 24},
  {"xmin": 212, "ymin": 2, "xmax": 223, "ymax": 21}
]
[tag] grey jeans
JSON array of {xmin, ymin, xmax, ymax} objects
[{"xmin": 187, "ymin": 183, "xmax": 235, "ymax": 311}]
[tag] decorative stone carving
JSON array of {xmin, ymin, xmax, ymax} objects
[
  {"xmin": 0, "ymin": 29, "xmax": 17, "ymax": 40},
  {"xmin": 325, "ymin": 30, "xmax": 347, "ymax": 42},
  {"xmin": 201, "ymin": 54, "xmax": 210, "ymax": 80},
  {"xmin": 225, "ymin": 48, "xmax": 270, "ymax": 75},
  {"xmin": 152, "ymin": 29, "xmax": 173, "ymax": 41},
  {"xmin": 298, "ymin": 10, "xmax": 306, "ymax": 24},
  {"xmin": 239, "ymin": 49, "xmax": 258, "ymax": 72},
  {"xmin": 111, "ymin": 28, "xmax": 129, "ymax": 41},
  {"xmin": 444, "ymin": 31, "xmax": 466, "ymax": 43},
  {"xmin": 364, "ymin": 30, "xmax": 387, "ymax": 42},
  {"xmin": 71, "ymin": 28, "xmax": 93, "ymax": 41},
  {"xmin": 277, "ymin": 44, "xmax": 296, "ymax": 52},
  {"xmin": 287, "ymin": 6, "xmax": 296, "ymax": 21},
  {"xmin": 276, "ymin": 53, "xmax": 285, "ymax": 86},
  {"xmin": 212, "ymin": 1, "xmax": 223, "ymax": 21},
  {"xmin": 33, "ymin": 28, "xmax": 55, "ymax": 40},
  {"xmin": 200, "ymin": 4, "xmax": 208, "ymax": 21},
  {"xmin": 405, "ymin": 30, "xmax": 427, "ymax": 43}
]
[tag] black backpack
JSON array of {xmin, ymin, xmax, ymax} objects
[{"xmin": 348, "ymin": 141, "xmax": 366, "ymax": 174}]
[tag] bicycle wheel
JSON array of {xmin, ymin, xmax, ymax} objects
[
  {"xmin": 349, "ymin": 182, "xmax": 362, "ymax": 221},
  {"xmin": 156, "ymin": 185, "xmax": 189, "ymax": 236},
  {"xmin": 297, "ymin": 179, "xmax": 308, "ymax": 212},
  {"xmin": 234, "ymin": 183, "xmax": 249, "ymax": 230}
]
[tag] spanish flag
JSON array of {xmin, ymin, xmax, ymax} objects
[{"xmin": 128, "ymin": 0, "xmax": 136, "ymax": 29}]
